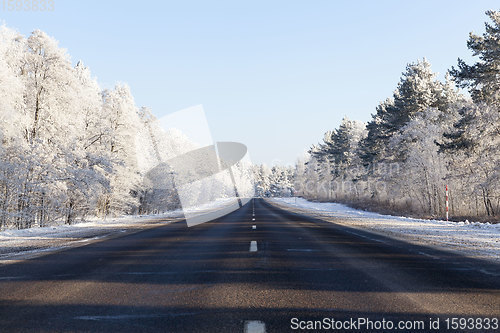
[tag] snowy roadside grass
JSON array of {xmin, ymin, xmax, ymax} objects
[
  {"xmin": 0, "ymin": 197, "xmax": 236, "ymax": 262},
  {"xmin": 267, "ymin": 197, "xmax": 500, "ymax": 263},
  {"xmin": 0, "ymin": 212, "xmax": 182, "ymax": 262}
]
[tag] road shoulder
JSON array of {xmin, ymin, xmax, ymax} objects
[{"xmin": 266, "ymin": 197, "xmax": 500, "ymax": 264}]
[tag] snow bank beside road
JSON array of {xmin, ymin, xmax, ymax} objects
[{"xmin": 268, "ymin": 197, "xmax": 500, "ymax": 262}]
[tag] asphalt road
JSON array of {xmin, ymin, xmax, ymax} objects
[{"xmin": 0, "ymin": 198, "xmax": 498, "ymax": 332}]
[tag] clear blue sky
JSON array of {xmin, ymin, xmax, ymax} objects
[{"xmin": 2, "ymin": 0, "xmax": 498, "ymax": 165}]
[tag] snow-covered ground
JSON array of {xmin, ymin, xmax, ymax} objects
[
  {"xmin": 268, "ymin": 197, "xmax": 500, "ymax": 262},
  {"xmin": 0, "ymin": 198, "xmax": 237, "ymax": 263},
  {"xmin": 0, "ymin": 212, "xmax": 182, "ymax": 263}
]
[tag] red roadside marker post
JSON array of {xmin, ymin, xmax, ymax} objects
[{"xmin": 446, "ymin": 185, "xmax": 449, "ymax": 222}]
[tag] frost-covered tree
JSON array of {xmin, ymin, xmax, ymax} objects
[
  {"xmin": 450, "ymin": 10, "xmax": 500, "ymax": 105},
  {"xmin": 22, "ymin": 30, "xmax": 81, "ymax": 145},
  {"xmin": 300, "ymin": 117, "xmax": 366, "ymax": 201},
  {"xmin": 61, "ymin": 62, "xmax": 111, "ymax": 224},
  {"xmin": 442, "ymin": 10, "xmax": 500, "ymax": 217},
  {"xmin": 444, "ymin": 10, "xmax": 500, "ymax": 157},
  {"xmin": 252, "ymin": 164, "xmax": 294, "ymax": 197},
  {"xmin": 330, "ymin": 117, "xmax": 365, "ymax": 175},
  {"xmin": 441, "ymin": 102, "xmax": 499, "ymax": 217},
  {"xmin": 253, "ymin": 164, "xmax": 272, "ymax": 197},
  {"xmin": 361, "ymin": 59, "xmax": 446, "ymax": 166},
  {"xmin": 390, "ymin": 106, "xmax": 459, "ymax": 215},
  {"xmin": 268, "ymin": 166, "xmax": 294, "ymax": 197},
  {"xmin": 0, "ymin": 26, "xmax": 25, "ymax": 140},
  {"xmin": 98, "ymin": 85, "xmax": 142, "ymax": 216}
]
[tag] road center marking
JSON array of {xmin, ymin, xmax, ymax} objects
[
  {"xmin": 252, "ymin": 218, "xmax": 255, "ymax": 221},
  {"xmin": 244, "ymin": 320, "xmax": 266, "ymax": 333},
  {"xmin": 286, "ymin": 249, "xmax": 318, "ymax": 252},
  {"xmin": 249, "ymin": 241, "xmax": 258, "ymax": 252},
  {"xmin": 252, "ymin": 225, "xmax": 256, "ymax": 230}
]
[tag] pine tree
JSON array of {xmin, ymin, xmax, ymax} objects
[
  {"xmin": 444, "ymin": 11, "xmax": 500, "ymax": 153},
  {"xmin": 449, "ymin": 10, "xmax": 500, "ymax": 105},
  {"xmin": 359, "ymin": 99, "xmax": 393, "ymax": 166},
  {"xmin": 360, "ymin": 59, "xmax": 445, "ymax": 165}
]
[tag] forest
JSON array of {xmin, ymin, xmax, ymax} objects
[
  {"xmin": 0, "ymin": 26, "xmax": 243, "ymax": 229},
  {"xmin": 0, "ymin": 23, "xmax": 256, "ymax": 230},
  {"xmin": 255, "ymin": 11, "xmax": 500, "ymax": 221},
  {"xmin": 1, "ymin": 11, "xmax": 499, "ymax": 231}
]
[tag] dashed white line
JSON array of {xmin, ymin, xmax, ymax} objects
[
  {"xmin": 0, "ymin": 276, "xmax": 27, "ymax": 281},
  {"xmin": 244, "ymin": 320, "xmax": 266, "ymax": 333},
  {"xmin": 252, "ymin": 225, "xmax": 256, "ymax": 230},
  {"xmin": 249, "ymin": 241, "xmax": 258, "ymax": 252},
  {"xmin": 286, "ymin": 249, "xmax": 318, "ymax": 252},
  {"xmin": 75, "ymin": 312, "xmax": 199, "ymax": 321},
  {"xmin": 479, "ymin": 269, "xmax": 500, "ymax": 277}
]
